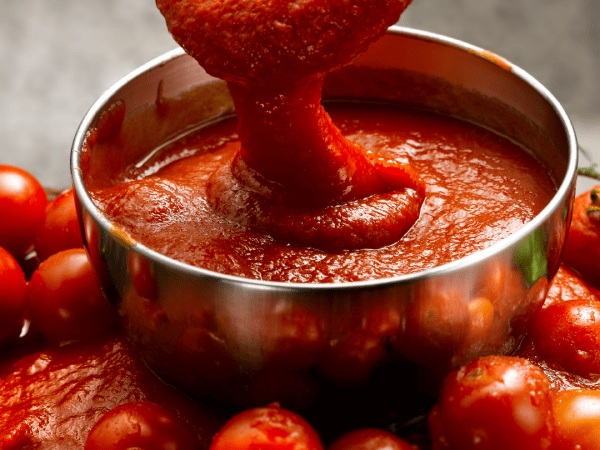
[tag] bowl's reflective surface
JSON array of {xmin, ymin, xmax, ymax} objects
[{"xmin": 71, "ymin": 27, "xmax": 577, "ymax": 407}]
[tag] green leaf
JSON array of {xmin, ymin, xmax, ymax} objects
[{"xmin": 513, "ymin": 227, "xmax": 548, "ymax": 288}]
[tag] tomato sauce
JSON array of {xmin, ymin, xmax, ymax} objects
[
  {"xmin": 0, "ymin": 333, "xmax": 227, "ymax": 449},
  {"xmin": 0, "ymin": 0, "xmax": 589, "ymax": 445},
  {"xmin": 154, "ymin": 0, "xmax": 425, "ymax": 254},
  {"xmin": 89, "ymin": 101, "xmax": 555, "ymax": 283}
]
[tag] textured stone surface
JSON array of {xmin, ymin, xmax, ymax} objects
[{"xmin": 0, "ymin": 0, "xmax": 598, "ymax": 187}]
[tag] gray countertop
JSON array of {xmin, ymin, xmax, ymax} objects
[{"xmin": 1, "ymin": 0, "xmax": 599, "ymax": 188}]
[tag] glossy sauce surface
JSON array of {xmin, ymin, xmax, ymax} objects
[
  {"xmin": 0, "ymin": 333, "xmax": 227, "ymax": 449},
  {"xmin": 90, "ymin": 102, "xmax": 555, "ymax": 283}
]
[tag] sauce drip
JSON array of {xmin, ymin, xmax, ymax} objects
[{"xmin": 156, "ymin": 0, "xmax": 424, "ymax": 250}]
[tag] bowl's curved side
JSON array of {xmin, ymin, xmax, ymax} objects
[{"xmin": 71, "ymin": 28, "xmax": 577, "ymax": 403}]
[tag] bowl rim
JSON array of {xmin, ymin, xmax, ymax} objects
[{"xmin": 71, "ymin": 26, "xmax": 578, "ymax": 293}]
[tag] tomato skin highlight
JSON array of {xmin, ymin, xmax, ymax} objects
[
  {"xmin": 210, "ymin": 403, "xmax": 324, "ymax": 450},
  {"xmin": 0, "ymin": 164, "xmax": 47, "ymax": 258},
  {"xmin": 0, "ymin": 246, "xmax": 27, "ymax": 345},
  {"xmin": 84, "ymin": 401, "xmax": 196, "ymax": 450},
  {"xmin": 530, "ymin": 299, "xmax": 600, "ymax": 378},
  {"xmin": 327, "ymin": 428, "xmax": 416, "ymax": 450},
  {"xmin": 34, "ymin": 188, "xmax": 84, "ymax": 261},
  {"xmin": 428, "ymin": 355, "xmax": 553, "ymax": 450},
  {"xmin": 27, "ymin": 248, "xmax": 116, "ymax": 341},
  {"xmin": 552, "ymin": 389, "xmax": 600, "ymax": 450}
]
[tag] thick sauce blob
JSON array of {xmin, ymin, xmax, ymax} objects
[
  {"xmin": 90, "ymin": 102, "xmax": 556, "ymax": 283},
  {"xmin": 155, "ymin": 0, "xmax": 424, "ymax": 251}
]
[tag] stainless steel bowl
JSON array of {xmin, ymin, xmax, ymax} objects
[{"xmin": 71, "ymin": 27, "xmax": 577, "ymax": 409}]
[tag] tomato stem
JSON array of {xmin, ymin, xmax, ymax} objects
[{"xmin": 577, "ymin": 164, "xmax": 600, "ymax": 181}]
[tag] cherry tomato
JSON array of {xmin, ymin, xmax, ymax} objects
[
  {"xmin": 27, "ymin": 248, "xmax": 116, "ymax": 341},
  {"xmin": 562, "ymin": 185, "xmax": 600, "ymax": 288},
  {"xmin": 530, "ymin": 299, "xmax": 600, "ymax": 378},
  {"xmin": 34, "ymin": 188, "xmax": 84, "ymax": 261},
  {"xmin": 85, "ymin": 401, "xmax": 196, "ymax": 450},
  {"xmin": 428, "ymin": 355, "xmax": 553, "ymax": 450},
  {"xmin": 0, "ymin": 246, "xmax": 27, "ymax": 345},
  {"xmin": 0, "ymin": 165, "xmax": 47, "ymax": 258},
  {"xmin": 210, "ymin": 403, "xmax": 324, "ymax": 450},
  {"xmin": 327, "ymin": 429, "xmax": 416, "ymax": 450},
  {"xmin": 552, "ymin": 389, "xmax": 600, "ymax": 450}
]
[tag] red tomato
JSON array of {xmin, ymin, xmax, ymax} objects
[
  {"xmin": 562, "ymin": 185, "xmax": 600, "ymax": 288},
  {"xmin": 210, "ymin": 403, "xmax": 324, "ymax": 450},
  {"xmin": 0, "ymin": 246, "xmax": 27, "ymax": 344},
  {"xmin": 552, "ymin": 389, "xmax": 600, "ymax": 450},
  {"xmin": 27, "ymin": 248, "xmax": 116, "ymax": 341},
  {"xmin": 428, "ymin": 355, "xmax": 553, "ymax": 450},
  {"xmin": 530, "ymin": 299, "xmax": 600, "ymax": 378},
  {"xmin": 0, "ymin": 165, "xmax": 47, "ymax": 258},
  {"xmin": 327, "ymin": 429, "xmax": 416, "ymax": 450},
  {"xmin": 85, "ymin": 401, "xmax": 196, "ymax": 450},
  {"xmin": 34, "ymin": 188, "xmax": 84, "ymax": 261}
]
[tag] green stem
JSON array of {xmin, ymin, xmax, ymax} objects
[
  {"xmin": 587, "ymin": 205, "xmax": 600, "ymax": 221},
  {"xmin": 578, "ymin": 145, "xmax": 600, "ymax": 181},
  {"xmin": 577, "ymin": 164, "xmax": 600, "ymax": 181}
]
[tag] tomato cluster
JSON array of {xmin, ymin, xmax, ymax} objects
[
  {"xmin": 2, "ymin": 165, "xmax": 600, "ymax": 449},
  {"xmin": 0, "ymin": 165, "xmax": 115, "ymax": 346},
  {"xmin": 424, "ymin": 186, "xmax": 600, "ymax": 450}
]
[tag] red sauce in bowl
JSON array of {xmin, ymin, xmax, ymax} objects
[{"xmin": 88, "ymin": 101, "xmax": 555, "ymax": 283}]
